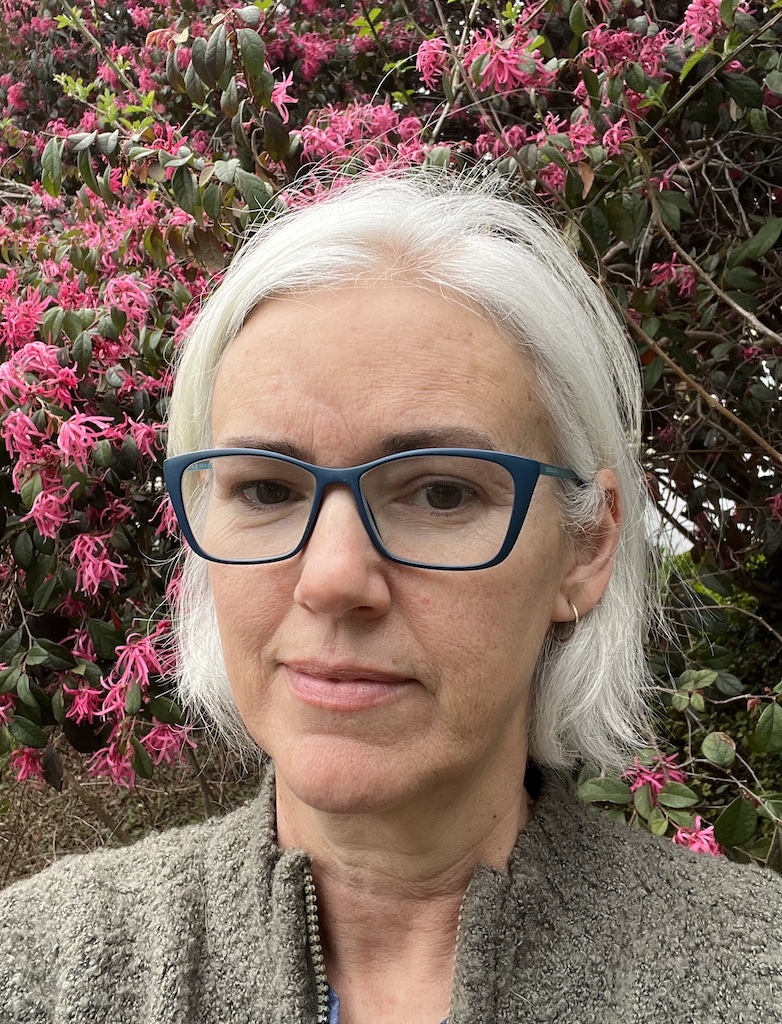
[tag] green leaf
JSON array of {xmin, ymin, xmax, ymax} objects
[
  {"xmin": 125, "ymin": 681, "xmax": 142, "ymax": 716},
  {"xmin": 581, "ymin": 65, "xmax": 601, "ymax": 107},
  {"xmin": 727, "ymin": 218, "xmax": 782, "ymax": 268},
  {"xmin": 37, "ymin": 639, "xmax": 76, "ymax": 671},
  {"xmin": 172, "ymin": 165, "xmax": 199, "ymax": 216},
  {"xmin": 765, "ymin": 69, "xmax": 782, "ymax": 96},
  {"xmin": 205, "ymin": 24, "xmax": 230, "ymax": 87},
  {"xmin": 580, "ymin": 205, "xmax": 610, "ymax": 254},
  {"xmin": 568, "ymin": 1, "xmax": 587, "ymax": 38},
  {"xmin": 633, "ymin": 782, "xmax": 653, "ymax": 820},
  {"xmin": 701, "ymin": 731, "xmax": 736, "ymax": 767},
  {"xmin": 577, "ymin": 777, "xmax": 632, "ymax": 804},
  {"xmin": 671, "ymin": 692, "xmax": 690, "ymax": 711},
  {"xmin": 130, "ymin": 734, "xmax": 154, "ymax": 779},
  {"xmin": 720, "ymin": 0, "xmax": 741, "ymax": 26},
  {"xmin": 20, "ymin": 472, "xmax": 43, "ymax": 510},
  {"xmin": 714, "ymin": 671, "xmax": 744, "ymax": 696},
  {"xmin": 87, "ymin": 619, "xmax": 125, "ymax": 660},
  {"xmin": 11, "ymin": 532, "xmax": 34, "ymax": 570},
  {"xmin": 147, "ymin": 695, "xmax": 183, "ymax": 725},
  {"xmin": 9, "ymin": 717, "xmax": 47, "ymax": 748},
  {"xmin": 42, "ymin": 745, "xmax": 63, "ymax": 791},
  {"xmin": 234, "ymin": 168, "xmax": 272, "ymax": 212},
  {"xmin": 714, "ymin": 797, "xmax": 757, "ymax": 847},
  {"xmin": 0, "ymin": 627, "xmax": 23, "ymax": 665},
  {"xmin": 649, "ymin": 806, "xmax": 669, "ymax": 836},
  {"xmin": 657, "ymin": 782, "xmax": 699, "ymax": 808},
  {"xmin": 184, "ymin": 60, "xmax": 207, "ymax": 105},
  {"xmin": 77, "ymin": 147, "xmax": 101, "ymax": 197},
  {"xmin": 657, "ymin": 191, "xmax": 693, "ymax": 231},
  {"xmin": 237, "ymin": 27, "xmax": 266, "ymax": 80},
  {"xmin": 605, "ymin": 197, "xmax": 635, "ymax": 246},
  {"xmin": 677, "ymin": 669, "xmax": 717, "ymax": 691},
  {"xmin": 642, "ymin": 357, "xmax": 664, "ymax": 390},
  {"xmin": 690, "ymin": 691, "xmax": 705, "ymax": 713},
  {"xmin": 190, "ymin": 35, "xmax": 214, "ymax": 89},
  {"xmin": 41, "ymin": 137, "xmax": 64, "ymax": 198},
  {"xmin": 723, "ymin": 265, "xmax": 762, "ymax": 291},
  {"xmin": 666, "ymin": 809, "xmax": 695, "ymax": 828},
  {"xmin": 755, "ymin": 703, "xmax": 782, "ymax": 753},
  {"xmin": 680, "ymin": 45, "xmax": 711, "ymax": 84},
  {"xmin": 721, "ymin": 72, "xmax": 763, "ymax": 109},
  {"xmin": 15, "ymin": 671, "xmax": 36, "ymax": 707},
  {"xmin": 73, "ymin": 331, "xmax": 93, "ymax": 374},
  {"xmin": 624, "ymin": 62, "xmax": 646, "ymax": 94},
  {"xmin": 51, "ymin": 686, "xmax": 65, "ymax": 725}
]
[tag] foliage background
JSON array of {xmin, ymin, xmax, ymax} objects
[{"xmin": 1, "ymin": 0, "xmax": 782, "ymax": 882}]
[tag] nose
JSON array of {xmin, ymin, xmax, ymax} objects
[{"xmin": 293, "ymin": 486, "xmax": 392, "ymax": 619}]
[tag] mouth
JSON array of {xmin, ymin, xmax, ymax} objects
[{"xmin": 283, "ymin": 661, "xmax": 417, "ymax": 712}]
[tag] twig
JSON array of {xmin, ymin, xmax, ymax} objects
[
  {"xmin": 625, "ymin": 318, "xmax": 782, "ymax": 468},
  {"xmin": 186, "ymin": 745, "xmax": 214, "ymax": 819},
  {"xmin": 58, "ymin": 0, "xmax": 166, "ymax": 124},
  {"xmin": 653, "ymin": 8, "xmax": 782, "ymax": 136},
  {"xmin": 61, "ymin": 767, "xmax": 134, "ymax": 845}
]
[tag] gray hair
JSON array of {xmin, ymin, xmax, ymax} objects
[{"xmin": 167, "ymin": 172, "xmax": 659, "ymax": 772}]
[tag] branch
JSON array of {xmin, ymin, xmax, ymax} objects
[
  {"xmin": 58, "ymin": 0, "xmax": 167, "ymax": 124},
  {"xmin": 653, "ymin": 8, "xmax": 782, "ymax": 136},
  {"xmin": 626, "ymin": 318, "xmax": 782, "ymax": 469},
  {"xmin": 61, "ymin": 767, "xmax": 134, "ymax": 845}
]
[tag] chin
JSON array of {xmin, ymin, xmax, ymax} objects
[{"xmin": 272, "ymin": 734, "xmax": 413, "ymax": 815}]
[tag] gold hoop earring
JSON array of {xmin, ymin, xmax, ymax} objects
[{"xmin": 554, "ymin": 603, "xmax": 580, "ymax": 643}]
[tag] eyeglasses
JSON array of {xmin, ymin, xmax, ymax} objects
[{"xmin": 163, "ymin": 448, "xmax": 581, "ymax": 571}]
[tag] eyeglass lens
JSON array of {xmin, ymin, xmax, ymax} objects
[{"xmin": 181, "ymin": 453, "xmax": 517, "ymax": 567}]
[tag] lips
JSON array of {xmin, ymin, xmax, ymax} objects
[{"xmin": 283, "ymin": 661, "xmax": 416, "ymax": 712}]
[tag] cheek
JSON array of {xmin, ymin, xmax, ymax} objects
[{"xmin": 209, "ymin": 567, "xmax": 284, "ymax": 692}]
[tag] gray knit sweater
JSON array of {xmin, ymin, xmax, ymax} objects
[{"xmin": 2, "ymin": 766, "xmax": 780, "ymax": 1023}]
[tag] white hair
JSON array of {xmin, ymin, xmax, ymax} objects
[{"xmin": 167, "ymin": 172, "xmax": 659, "ymax": 772}]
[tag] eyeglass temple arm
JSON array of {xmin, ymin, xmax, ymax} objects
[{"xmin": 539, "ymin": 464, "xmax": 584, "ymax": 484}]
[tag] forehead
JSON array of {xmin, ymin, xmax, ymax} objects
[{"xmin": 211, "ymin": 281, "xmax": 553, "ymax": 461}]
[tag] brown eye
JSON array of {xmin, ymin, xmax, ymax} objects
[
  {"xmin": 246, "ymin": 481, "xmax": 292, "ymax": 505},
  {"xmin": 424, "ymin": 483, "xmax": 466, "ymax": 510}
]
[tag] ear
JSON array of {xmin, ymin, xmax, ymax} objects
[{"xmin": 550, "ymin": 469, "xmax": 621, "ymax": 623}]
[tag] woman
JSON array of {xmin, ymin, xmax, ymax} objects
[{"xmin": 3, "ymin": 175, "xmax": 780, "ymax": 1023}]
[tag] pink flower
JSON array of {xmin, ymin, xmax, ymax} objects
[
  {"xmin": 56, "ymin": 414, "xmax": 115, "ymax": 472},
  {"xmin": 140, "ymin": 722, "xmax": 196, "ymax": 766},
  {"xmin": 678, "ymin": 0, "xmax": 748, "ymax": 47},
  {"xmin": 602, "ymin": 116, "xmax": 633, "ymax": 157},
  {"xmin": 0, "ymin": 692, "xmax": 15, "ymax": 725},
  {"xmin": 10, "ymin": 747, "xmax": 44, "ymax": 782},
  {"xmin": 416, "ymin": 37, "xmax": 447, "ymax": 90},
  {"xmin": 1, "ymin": 409, "xmax": 49, "ymax": 462},
  {"xmin": 650, "ymin": 256, "xmax": 698, "ymax": 298},
  {"xmin": 20, "ymin": 483, "xmax": 78, "ymax": 538},
  {"xmin": 87, "ymin": 732, "xmax": 135, "ymax": 788},
  {"xmin": 69, "ymin": 534, "xmax": 127, "ymax": 597},
  {"xmin": 104, "ymin": 274, "xmax": 150, "ymax": 324},
  {"xmin": 622, "ymin": 752, "xmax": 688, "ymax": 800},
  {"xmin": 271, "ymin": 71, "xmax": 297, "ymax": 124},
  {"xmin": 64, "ymin": 685, "xmax": 105, "ymax": 725},
  {"xmin": 672, "ymin": 815, "xmax": 723, "ymax": 856},
  {"xmin": 768, "ymin": 494, "xmax": 782, "ymax": 520}
]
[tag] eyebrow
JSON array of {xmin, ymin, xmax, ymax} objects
[{"xmin": 215, "ymin": 427, "xmax": 501, "ymax": 463}]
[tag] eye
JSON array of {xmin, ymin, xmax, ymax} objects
[
  {"xmin": 422, "ymin": 482, "xmax": 471, "ymax": 510},
  {"xmin": 241, "ymin": 480, "xmax": 293, "ymax": 505}
]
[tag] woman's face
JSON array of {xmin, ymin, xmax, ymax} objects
[{"xmin": 209, "ymin": 282, "xmax": 573, "ymax": 815}]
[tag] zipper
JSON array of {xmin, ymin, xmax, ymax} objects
[
  {"xmin": 303, "ymin": 869, "xmax": 466, "ymax": 1024},
  {"xmin": 304, "ymin": 868, "xmax": 330, "ymax": 1024}
]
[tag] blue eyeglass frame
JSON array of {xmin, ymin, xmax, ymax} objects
[{"xmin": 163, "ymin": 447, "xmax": 582, "ymax": 571}]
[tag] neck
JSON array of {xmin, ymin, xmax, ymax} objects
[{"xmin": 275, "ymin": 764, "xmax": 533, "ymax": 1011}]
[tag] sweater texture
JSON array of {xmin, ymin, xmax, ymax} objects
[{"xmin": 1, "ymin": 765, "xmax": 780, "ymax": 1023}]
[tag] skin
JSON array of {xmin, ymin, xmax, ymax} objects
[{"xmin": 208, "ymin": 281, "xmax": 620, "ymax": 1024}]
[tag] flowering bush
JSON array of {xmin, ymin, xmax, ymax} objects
[{"xmin": 1, "ymin": 0, "xmax": 781, "ymax": 867}]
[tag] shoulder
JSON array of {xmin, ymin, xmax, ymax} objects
[
  {"xmin": 0, "ymin": 786, "xmax": 271, "ymax": 1021},
  {"xmin": 526, "ymin": 769, "xmax": 782, "ymax": 912}
]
